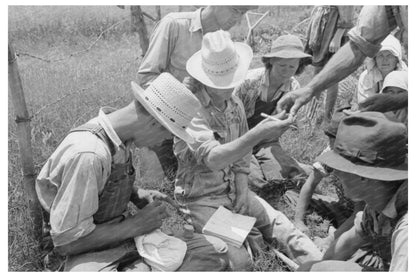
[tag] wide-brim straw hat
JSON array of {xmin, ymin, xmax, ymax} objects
[
  {"xmin": 186, "ymin": 30, "xmax": 253, "ymax": 89},
  {"xmin": 317, "ymin": 112, "xmax": 407, "ymax": 181},
  {"xmin": 263, "ymin": 34, "xmax": 311, "ymax": 59},
  {"xmin": 131, "ymin": 73, "xmax": 201, "ymax": 144}
]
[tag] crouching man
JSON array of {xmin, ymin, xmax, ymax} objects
[
  {"xmin": 35, "ymin": 73, "xmax": 228, "ymax": 271},
  {"xmin": 298, "ymin": 112, "xmax": 408, "ymax": 271}
]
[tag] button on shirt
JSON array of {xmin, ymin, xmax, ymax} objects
[
  {"xmin": 233, "ymin": 67, "xmax": 300, "ymax": 119},
  {"xmin": 138, "ymin": 9, "xmax": 204, "ymax": 88},
  {"xmin": 36, "ymin": 107, "xmax": 133, "ymax": 247},
  {"xmin": 173, "ymin": 88, "xmax": 251, "ymax": 201}
]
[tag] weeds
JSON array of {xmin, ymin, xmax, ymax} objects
[{"xmin": 9, "ymin": 5, "xmax": 357, "ymax": 271}]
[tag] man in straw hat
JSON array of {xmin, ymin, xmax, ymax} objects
[
  {"xmin": 36, "ymin": 73, "xmax": 228, "ymax": 271},
  {"xmin": 277, "ymin": 6, "xmax": 408, "ymax": 119},
  {"xmin": 174, "ymin": 30, "xmax": 323, "ymax": 270},
  {"xmin": 138, "ymin": 5, "xmax": 257, "ymax": 181},
  {"xmin": 298, "ymin": 112, "xmax": 407, "ymax": 271}
]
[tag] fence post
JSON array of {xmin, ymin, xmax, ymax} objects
[
  {"xmin": 155, "ymin": 6, "xmax": 161, "ymax": 21},
  {"xmin": 8, "ymin": 43, "xmax": 43, "ymax": 243},
  {"xmin": 130, "ymin": 5, "xmax": 149, "ymax": 55}
]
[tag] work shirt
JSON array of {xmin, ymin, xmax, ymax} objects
[
  {"xmin": 354, "ymin": 181, "xmax": 408, "ymax": 271},
  {"xmin": 138, "ymin": 9, "xmax": 204, "ymax": 88},
  {"xmin": 234, "ymin": 67, "xmax": 300, "ymax": 119},
  {"xmin": 173, "ymin": 87, "xmax": 251, "ymax": 203},
  {"xmin": 347, "ymin": 6, "xmax": 407, "ymax": 58},
  {"xmin": 36, "ymin": 108, "xmax": 134, "ymax": 246}
]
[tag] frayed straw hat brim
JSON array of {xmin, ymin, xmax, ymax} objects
[
  {"xmin": 131, "ymin": 81, "xmax": 195, "ymax": 144},
  {"xmin": 186, "ymin": 42, "xmax": 253, "ymax": 89},
  {"xmin": 316, "ymin": 150, "xmax": 408, "ymax": 181}
]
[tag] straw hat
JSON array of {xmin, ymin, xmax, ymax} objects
[
  {"xmin": 317, "ymin": 112, "xmax": 407, "ymax": 181},
  {"xmin": 186, "ymin": 30, "xmax": 253, "ymax": 89},
  {"xmin": 131, "ymin": 73, "xmax": 201, "ymax": 144},
  {"xmin": 263, "ymin": 34, "xmax": 311, "ymax": 59}
]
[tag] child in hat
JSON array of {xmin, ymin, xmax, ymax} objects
[
  {"xmin": 176, "ymin": 30, "xmax": 323, "ymax": 270},
  {"xmin": 234, "ymin": 34, "xmax": 313, "ymax": 189},
  {"xmin": 298, "ymin": 112, "xmax": 407, "ymax": 271},
  {"xmin": 380, "ymin": 70, "xmax": 408, "ymax": 126}
]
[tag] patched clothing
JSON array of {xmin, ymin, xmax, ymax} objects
[
  {"xmin": 347, "ymin": 6, "xmax": 407, "ymax": 58},
  {"xmin": 138, "ymin": 9, "xmax": 204, "ymax": 88},
  {"xmin": 354, "ymin": 181, "xmax": 408, "ymax": 271}
]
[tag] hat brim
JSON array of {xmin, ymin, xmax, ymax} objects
[
  {"xmin": 186, "ymin": 42, "xmax": 253, "ymax": 89},
  {"xmin": 131, "ymin": 81, "xmax": 195, "ymax": 144},
  {"xmin": 263, "ymin": 49, "xmax": 311, "ymax": 59},
  {"xmin": 316, "ymin": 150, "xmax": 408, "ymax": 181}
]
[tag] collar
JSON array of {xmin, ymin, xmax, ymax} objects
[
  {"xmin": 96, "ymin": 107, "xmax": 125, "ymax": 153},
  {"xmin": 189, "ymin": 8, "xmax": 204, "ymax": 33},
  {"xmin": 195, "ymin": 86, "xmax": 238, "ymax": 112},
  {"xmin": 381, "ymin": 181, "xmax": 407, "ymax": 218},
  {"xmin": 195, "ymin": 86, "xmax": 212, "ymax": 108}
]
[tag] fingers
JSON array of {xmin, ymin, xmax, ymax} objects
[{"xmin": 276, "ymin": 94, "xmax": 293, "ymax": 114}]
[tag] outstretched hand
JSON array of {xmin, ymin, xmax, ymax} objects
[{"xmin": 276, "ymin": 87, "xmax": 314, "ymax": 116}]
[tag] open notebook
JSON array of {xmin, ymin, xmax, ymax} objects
[{"xmin": 202, "ymin": 206, "xmax": 256, "ymax": 248}]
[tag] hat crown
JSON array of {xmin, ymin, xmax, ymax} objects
[
  {"xmin": 271, "ymin": 34, "xmax": 304, "ymax": 53},
  {"xmin": 201, "ymin": 30, "xmax": 240, "ymax": 76},
  {"xmin": 334, "ymin": 112, "xmax": 407, "ymax": 167},
  {"xmin": 133, "ymin": 73, "xmax": 201, "ymax": 143}
]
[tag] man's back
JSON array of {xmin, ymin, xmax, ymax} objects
[{"xmin": 138, "ymin": 9, "xmax": 204, "ymax": 88}]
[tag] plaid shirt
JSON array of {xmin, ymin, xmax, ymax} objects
[
  {"xmin": 233, "ymin": 67, "xmax": 300, "ymax": 119},
  {"xmin": 173, "ymin": 87, "xmax": 251, "ymax": 202}
]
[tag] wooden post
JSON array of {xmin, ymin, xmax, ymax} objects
[
  {"xmin": 155, "ymin": 6, "xmax": 161, "ymax": 21},
  {"xmin": 8, "ymin": 43, "xmax": 43, "ymax": 243},
  {"xmin": 130, "ymin": 6, "xmax": 149, "ymax": 55}
]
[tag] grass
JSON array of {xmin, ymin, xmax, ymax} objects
[{"xmin": 8, "ymin": 5, "xmax": 352, "ymax": 272}]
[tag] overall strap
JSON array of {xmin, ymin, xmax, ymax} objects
[{"xmin": 69, "ymin": 123, "xmax": 116, "ymax": 156}]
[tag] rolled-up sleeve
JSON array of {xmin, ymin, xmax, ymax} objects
[
  {"xmin": 49, "ymin": 153, "xmax": 105, "ymax": 246},
  {"xmin": 347, "ymin": 6, "xmax": 396, "ymax": 58},
  {"xmin": 231, "ymin": 101, "xmax": 251, "ymax": 174},
  {"xmin": 138, "ymin": 15, "xmax": 178, "ymax": 88},
  {"xmin": 174, "ymin": 112, "xmax": 220, "ymax": 166}
]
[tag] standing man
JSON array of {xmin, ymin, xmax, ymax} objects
[
  {"xmin": 277, "ymin": 6, "xmax": 408, "ymax": 116},
  {"xmin": 138, "ymin": 5, "xmax": 258, "ymax": 179}
]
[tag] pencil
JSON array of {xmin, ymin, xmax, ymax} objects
[{"xmin": 260, "ymin": 113, "xmax": 298, "ymax": 130}]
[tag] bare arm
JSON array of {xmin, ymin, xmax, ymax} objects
[
  {"xmin": 294, "ymin": 168, "xmax": 323, "ymax": 229},
  {"xmin": 204, "ymin": 113, "xmax": 293, "ymax": 171},
  {"xmin": 359, "ymin": 92, "xmax": 408, "ymax": 113},
  {"xmin": 323, "ymin": 224, "xmax": 364, "ymax": 260},
  {"xmin": 55, "ymin": 201, "xmax": 168, "ymax": 256}
]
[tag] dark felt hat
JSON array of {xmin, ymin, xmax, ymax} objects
[{"xmin": 317, "ymin": 112, "xmax": 408, "ymax": 181}]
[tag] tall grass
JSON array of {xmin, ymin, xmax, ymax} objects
[{"xmin": 9, "ymin": 5, "xmax": 343, "ymax": 271}]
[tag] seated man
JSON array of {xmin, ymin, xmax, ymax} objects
[
  {"xmin": 298, "ymin": 112, "xmax": 407, "ymax": 271},
  {"xmin": 174, "ymin": 30, "xmax": 323, "ymax": 270},
  {"xmin": 36, "ymin": 73, "xmax": 227, "ymax": 271}
]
